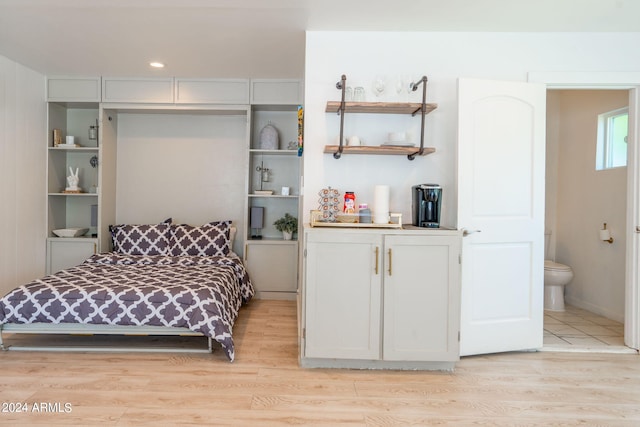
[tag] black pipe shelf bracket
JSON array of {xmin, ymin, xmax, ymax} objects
[
  {"xmin": 408, "ymin": 75, "xmax": 428, "ymax": 160},
  {"xmin": 327, "ymin": 74, "xmax": 436, "ymax": 160},
  {"xmin": 334, "ymin": 74, "xmax": 348, "ymax": 159}
]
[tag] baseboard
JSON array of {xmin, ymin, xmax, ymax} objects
[
  {"xmin": 563, "ymin": 296, "xmax": 624, "ymax": 323},
  {"xmin": 253, "ymin": 291, "xmax": 297, "ymax": 301}
]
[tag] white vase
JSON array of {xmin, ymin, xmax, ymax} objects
[{"xmin": 282, "ymin": 230, "xmax": 293, "ymax": 240}]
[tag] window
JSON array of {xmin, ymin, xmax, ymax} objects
[{"xmin": 596, "ymin": 107, "xmax": 628, "ymax": 170}]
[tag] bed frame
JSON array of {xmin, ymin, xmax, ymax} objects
[
  {"xmin": 0, "ymin": 227, "xmax": 240, "ymax": 355},
  {"xmin": 0, "ymin": 323, "xmax": 213, "ymax": 354}
]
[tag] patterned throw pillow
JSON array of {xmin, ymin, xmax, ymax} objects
[
  {"xmin": 110, "ymin": 219, "xmax": 172, "ymax": 256},
  {"xmin": 170, "ymin": 221, "xmax": 231, "ymax": 257}
]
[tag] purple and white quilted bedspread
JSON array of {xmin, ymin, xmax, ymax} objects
[{"xmin": 0, "ymin": 252, "xmax": 254, "ymax": 361}]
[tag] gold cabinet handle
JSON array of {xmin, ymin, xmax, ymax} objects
[
  {"xmin": 388, "ymin": 248, "xmax": 393, "ymax": 276},
  {"xmin": 375, "ymin": 246, "xmax": 379, "ymax": 275},
  {"xmin": 244, "ymin": 244, "xmax": 248, "ymax": 261}
]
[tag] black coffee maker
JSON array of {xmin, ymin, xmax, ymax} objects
[{"xmin": 412, "ymin": 184, "xmax": 442, "ymax": 228}]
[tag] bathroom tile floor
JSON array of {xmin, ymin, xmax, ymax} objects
[{"xmin": 543, "ymin": 305, "xmax": 637, "ymax": 354}]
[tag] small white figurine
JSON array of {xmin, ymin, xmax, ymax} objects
[{"xmin": 66, "ymin": 167, "xmax": 80, "ymax": 192}]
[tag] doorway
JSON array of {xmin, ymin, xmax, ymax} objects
[
  {"xmin": 534, "ymin": 75, "xmax": 640, "ymax": 352},
  {"xmin": 456, "ymin": 75, "xmax": 640, "ymax": 356}
]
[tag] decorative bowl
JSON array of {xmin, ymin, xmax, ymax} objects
[{"xmin": 52, "ymin": 228, "xmax": 89, "ymax": 238}]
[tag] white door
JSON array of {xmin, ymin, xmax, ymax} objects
[{"xmin": 458, "ymin": 78, "xmax": 546, "ymax": 356}]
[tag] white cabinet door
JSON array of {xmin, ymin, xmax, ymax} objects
[
  {"xmin": 244, "ymin": 242, "xmax": 298, "ymax": 298},
  {"xmin": 383, "ymin": 235, "xmax": 461, "ymax": 361},
  {"xmin": 47, "ymin": 77, "xmax": 101, "ymax": 102},
  {"xmin": 304, "ymin": 232, "xmax": 382, "ymax": 360},
  {"xmin": 102, "ymin": 78, "xmax": 174, "ymax": 103},
  {"xmin": 47, "ymin": 238, "xmax": 97, "ymax": 274},
  {"xmin": 457, "ymin": 78, "xmax": 546, "ymax": 356},
  {"xmin": 250, "ymin": 79, "xmax": 303, "ymax": 105},
  {"xmin": 175, "ymin": 79, "xmax": 249, "ymax": 104}
]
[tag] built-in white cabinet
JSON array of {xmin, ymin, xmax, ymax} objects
[
  {"xmin": 92, "ymin": 77, "xmax": 299, "ymax": 105},
  {"xmin": 45, "ymin": 76, "xmax": 304, "ymax": 289},
  {"xmin": 103, "ymin": 77, "xmax": 254, "ymax": 105},
  {"xmin": 301, "ymin": 226, "xmax": 461, "ymax": 370},
  {"xmin": 175, "ymin": 78, "xmax": 249, "ymax": 104}
]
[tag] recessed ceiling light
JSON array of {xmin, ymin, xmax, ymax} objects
[{"xmin": 149, "ymin": 62, "xmax": 165, "ymax": 68}]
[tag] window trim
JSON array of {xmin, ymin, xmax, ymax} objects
[{"xmin": 596, "ymin": 106, "xmax": 628, "ymax": 171}]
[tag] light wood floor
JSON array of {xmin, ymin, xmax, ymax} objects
[{"xmin": 1, "ymin": 299, "xmax": 640, "ymax": 426}]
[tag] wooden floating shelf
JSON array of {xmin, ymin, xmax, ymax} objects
[
  {"xmin": 323, "ymin": 145, "xmax": 435, "ymax": 156},
  {"xmin": 325, "ymin": 101, "xmax": 437, "ymax": 115}
]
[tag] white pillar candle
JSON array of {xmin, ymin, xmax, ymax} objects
[{"xmin": 373, "ymin": 185, "xmax": 390, "ymax": 224}]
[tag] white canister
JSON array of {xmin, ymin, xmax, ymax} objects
[{"xmin": 347, "ymin": 135, "xmax": 361, "ymax": 146}]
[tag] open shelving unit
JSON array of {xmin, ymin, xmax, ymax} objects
[
  {"xmin": 325, "ymin": 74, "xmax": 438, "ymax": 160},
  {"xmin": 244, "ymin": 95, "xmax": 303, "ymax": 300}
]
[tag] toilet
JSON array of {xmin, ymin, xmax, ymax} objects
[
  {"xmin": 544, "ymin": 231, "xmax": 574, "ymax": 311},
  {"xmin": 544, "ymin": 260, "xmax": 574, "ymax": 311}
]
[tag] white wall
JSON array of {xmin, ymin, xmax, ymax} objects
[
  {"xmin": 303, "ymin": 32, "xmax": 640, "ymax": 228},
  {"xmin": 548, "ymin": 90, "xmax": 628, "ymax": 321},
  {"xmin": 0, "ymin": 54, "xmax": 46, "ymax": 296}
]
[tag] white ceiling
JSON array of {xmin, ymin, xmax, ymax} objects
[{"xmin": 1, "ymin": 0, "xmax": 640, "ymax": 79}]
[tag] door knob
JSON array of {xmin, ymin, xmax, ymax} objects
[
  {"xmin": 462, "ymin": 229, "xmax": 481, "ymax": 237},
  {"xmin": 636, "ymin": 226, "xmax": 640, "ymax": 233}
]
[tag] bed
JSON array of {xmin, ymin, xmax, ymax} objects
[{"xmin": 0, "ymin": 220, "xmax": 254, "ymax": 361}]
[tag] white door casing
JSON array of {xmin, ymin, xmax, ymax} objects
[
  {"xmin": 626, "ymin": 87, "xmax": 640, "ymax": 350},
  {"xmin": 458, "ymin": 78, "xmax": 547, "ymax": 356},
  {"xmin": 528, "ymin": 71, "xmax": 640, "ymax": 351}
]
